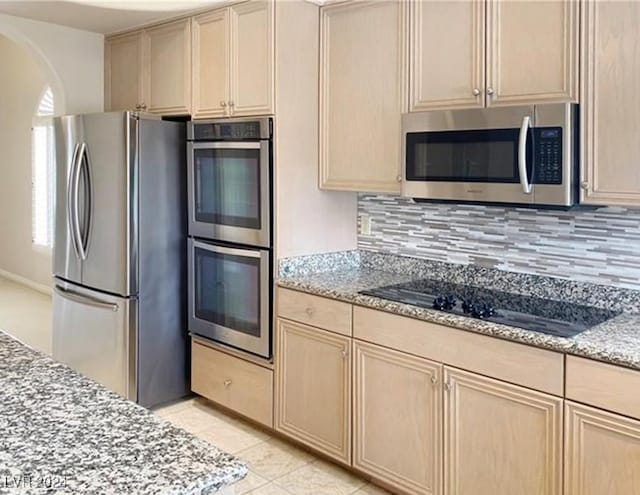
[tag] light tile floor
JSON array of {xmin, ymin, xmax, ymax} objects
[
  {"xmin": 0, "ymin": 278, "xmax": 391, "ymax": 495},
  {"xmin": 154, "ymin": 397, "xmax": 391, "ymax": 495},
  {"xmin": 0, "ymin": 276, "xmax": 52, "ymax": 354}
]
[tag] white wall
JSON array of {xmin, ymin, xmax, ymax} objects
[
  {"xmin": 0, "ymin": 16, "xmax": 104, "ymax": 288},
  {"xmin": 0, "ymin": 36, "xmax": 51, "ymax": 288},
  {"xmin": 0, "ymin": 12, "xmax": 104, "ymax": 115}
]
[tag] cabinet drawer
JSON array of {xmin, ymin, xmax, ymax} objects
[
  {"xmin": 354, "ymin": 306, "xmax": 564, "ymax": 396},
  {"xmin": 566, "ymin": 356, "xmax": 640, "ymax": 420},
  {"xmin": 191, "ymin": 340, "xmax": 273, "ymax": 427},
  {"xmin": 277, "ymin": 288, "xmax": 352, "ymax": 336}
]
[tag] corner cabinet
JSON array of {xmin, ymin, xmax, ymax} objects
[
  {"xmin": 409, "ymin": 0, "xmax": 578, "ymax": 111},
  {"xmin": 105, "ymin": 32, "xmax": 144, "ymax": 112},
  {"xmin": 353, "ymin": 341, "xmax": 442, "ymax": 495},
  {"xmin": 192, "ymin": 1, "xmax": 274, "ymax": 119},
  {"xmin": 444, "ymin": 367, "xmax": 563, "ymax": 495},
  {"xmin": 565, "ymin": 402, "xmax": 640, "ymax": 495},
  {"xmin": 105, "ymin": 18, "xmax": 191, "ymax": 115},
  {"xmin": 319, "ymin": 0, "xmax": 407, "ymax": 193},
  {"xmin": 274, "ymin": 318, "xmax": 351, "ymax": 464},
  {"xmin": 580, "ymin": 0, "xmax": 640, "ymax": 206}
]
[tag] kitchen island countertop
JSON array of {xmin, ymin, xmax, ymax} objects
[{"xmin": 0, "ymin": 331, "xmax": 247, "ymax": 494}]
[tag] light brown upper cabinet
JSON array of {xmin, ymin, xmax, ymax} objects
[
  {"xmin": 354, "ymin": 341, "xmax": 442, "ymax": 495},
  {"xmin": 144, "ymin": 18, "xmax": 191, "ymax": 115},
  {"xmin": 444, "ymin": 367, "xmax": 563, "ymax": 495},
  {"xmin": 105, "ymin": 32, "xmax": 144, "ymax": 112},
  {"xmin": 319, "ymin": 0, "xmax": 408, "ymax": 193},
  {"xmin": 192, "ymin": 1, "xmax": 274, "ymax": 119},
  {"xmin": 410, "ymin": 0, "xmax": 485, "ymax": 111},
  {"xmin": 275, "ymin": 319, "xmax": 351, "ymax": 464},
  {"xmin": 580, "ymin": 0, "xmax": 640, "ymax": 206},
  {"xmin": 105, "ymin": 19, "xmax": 191, "ymax": 115},
  {"xmin": 410, "ymin": 0, "xmax": 578, "ymax": 111},
  {"xmin": 565, "ymin": 401, "xmax": 640, "ymax": 495}
]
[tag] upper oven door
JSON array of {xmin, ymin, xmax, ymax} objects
[
  {"xmin": 188, "ymin": 141, "xmax": 271, "ymax": 247},
  {"xmin": 402, "ymin": 106, "xmax": 536, "ymax": 205}
]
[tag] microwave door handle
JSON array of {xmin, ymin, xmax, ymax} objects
[{"xmin": 518, "ymin": 115, "xmax": 533, "ymax": 194}]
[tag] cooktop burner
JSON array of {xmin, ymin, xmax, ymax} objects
[{"xmin": 359, "ymin": 279, "xmax": 620, "ymax": 338}]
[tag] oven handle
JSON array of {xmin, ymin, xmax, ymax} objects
[
  {"xmin": 192, "ymin": 239, "xmax": 264, "ymax": 259},
  {"xmin": 518, "ymin": 115, "xmax": 533, "ymax": 194},
  {"xmin": 190, "ymin": 142, "xmax": 262, "ymax": 150}
]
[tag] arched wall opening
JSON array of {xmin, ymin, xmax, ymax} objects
[{"xmin": 0, "ymin": 33, "xmax": 64, "ymax": 290}]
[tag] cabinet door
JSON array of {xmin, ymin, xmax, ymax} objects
[
  {"xmin": 581, "ymin": 1, "xmax": 640, "ymax": 206},
  {"xmin": 229, "ymin": 0, "xmax": 274, "ymax": 117},
  {"xmin": 192, "ymin": 9, "xmax": 230, "ymax": 119},
  {"xmin": 319, "ymin": 1, "xmax": 408, "ymax": 193},
  {"xmin": 565, "ymin": 401, "xmax": 640, "ymax": 495},
  {"xmin": 144, "ymin": 18, "xmax": 191, "ymax": 115},
  {"xmin": 444, "ymin": 368, "xmax": 562, "ymax": 495},
  {"xmin": 105, "ymin": 32, "xmax": 143, "ymax": 111},
  {"xmin": 275, "ymin": 319, "xmax": 351, "ymax": 464},
  {"xmin": 410, "ymin": 0, "xmax": 485, "ymax": 111},
  {"xmin": 486, "ymin": 0, "xmax": 578, "ymax": 106},
  {"xmin": 354, "ymin": 341, "xmax": 442, "ymax": 495}
]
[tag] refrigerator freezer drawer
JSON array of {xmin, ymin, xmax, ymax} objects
[{"xmin": 52, "ymin": 279, "xmax": 136, "ymax": 401}]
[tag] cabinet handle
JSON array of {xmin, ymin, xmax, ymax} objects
[
  {"xmin": 486, "ymin": 88, "xmax": 494, "ymax": 96},
  {"xmin": 220, "ymin": 101, "xmax": 227, "ymax": 108},
  {"xmin": 228, "ymin": 101, "xmax": 235, "ymax": 107},
  {"xmin": 431, "ymin": 375, "xmax": 438, "ymax": 386},
  {"xmin": 472, "ymin": 88, "xmax": 481, "ymax": 96},
  {"xmin": 444, "ymin": 382, "xmax": 452, "ymax": 392},
  {"xmin": 581, "ymin": 181, "xmax": 590, "ymax": 191},
  {"xmin": 341, "ymin": 348, "xmax": 348, "ymax": 359},
  {"xmin": 139, "ymin": 103, "xmax": 147, "ymax": 111},
  {"xmin": 396, "ymin": 174, "xmax": 402, "ymax": 183},
  {"xmin": 223, "ymin": 379, "xmax": 232, "ymax": 388},
  {"xmin": 305, "ymin": 307, "xmax": 314, "ymax": 317}
]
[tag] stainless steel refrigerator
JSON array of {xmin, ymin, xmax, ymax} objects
[{"xmin": 52, "ymin": 112, "xmax": 188, "ymax": 408}]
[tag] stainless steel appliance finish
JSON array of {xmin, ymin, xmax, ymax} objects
[
  {"xmin": 187, "ymin": 238, "xmax": 271, "ymax": 358},
  {"xmin": 53, "ymin": 112, "xmax": 188, "ymax": 408},
  {"xmin": 187, "ymin": 117, "xmax": 272, "ymax": 247},
  {"xmin": 402, "ymin": 103, "xmax": 578, "ymax": 207}
]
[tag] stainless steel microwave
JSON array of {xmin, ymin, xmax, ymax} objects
[{"xmin": 401, "ymin": 103, "xmax": 578, "ymax": 207}]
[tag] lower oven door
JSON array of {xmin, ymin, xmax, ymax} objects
[{"xmin": 188, "ymin": 238, "xmax": 271, "ymax": 358}]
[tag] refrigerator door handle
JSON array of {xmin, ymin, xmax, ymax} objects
[
  {"xmin": 54, "ymin": 284, "xmax": 119, "ymax": 312},
  {"xmin": 67, "ymin": 143, "xmax": 82, "ymax": 260},
  {"xmin": 78, "ymin": 142, "xmax": 92, "ymax": 259},
  {"xmin": 72, "ymin": 142, "xmax": 89, "ymax": 260}
]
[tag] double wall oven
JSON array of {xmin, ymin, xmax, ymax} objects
[{"xmin": 187, "ymin": 117, "xmax": 273, "ymax": 358}]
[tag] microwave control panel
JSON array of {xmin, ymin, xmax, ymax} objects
[{"xmin": 533, "ymin": 127, "xmax": 563, "ymax": 185}]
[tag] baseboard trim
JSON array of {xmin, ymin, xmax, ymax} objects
[{"xmin": 0, "ymin": 269, "xmax": 52, "ymax": 296}]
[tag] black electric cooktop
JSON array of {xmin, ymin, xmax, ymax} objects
[{"xmin": 359, "ymin": 279, "xmax": 620, "ymax": 338}]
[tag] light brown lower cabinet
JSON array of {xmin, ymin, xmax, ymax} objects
[
  {"xmin": 275, "ymin": 318, "xmax": 351, "ymax": 464},
  {"xmin": 565, "ymin": 401, "xmax": 640, "ymax": 495},
  {"xmin": 443, "ymin": 367, "xmax": 563, "ymax": 495},
  {"xmin": 353, "ymin": 341, "xmax": 442, "ymax": 495}
]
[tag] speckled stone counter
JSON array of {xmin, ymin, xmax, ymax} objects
[
  {"xmin": 0, "ymin": 331, "xmax": 247, "ymax": 494},
  {"xmin": 277, "ymin": 251, "xmax": 640, "ymax": 371}
]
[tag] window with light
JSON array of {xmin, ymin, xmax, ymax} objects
[{"xmin": 32, "ymin": 86, "xmax": 54, "ymax": 249}]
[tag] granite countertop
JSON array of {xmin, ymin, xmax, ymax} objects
[
  {"xmin": 0, "ymin": 331, "xmax": 247, "ymax": 494},
  {"xmin": 277, "ymin": 263, "xmax": 640, "ymax": 372}
]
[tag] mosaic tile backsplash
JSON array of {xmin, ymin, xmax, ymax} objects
[{"xmin": 358, "ymin": 194, "xmax": 640, "ymax": 290}]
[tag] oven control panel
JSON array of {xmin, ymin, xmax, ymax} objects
[
  {"xmin": 533, "ymin": 127, "xmax": 563, "ymax": 185},
  {"xmin": 191, "ymin": 119, "xmax": 271, "ymax": 141}
]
